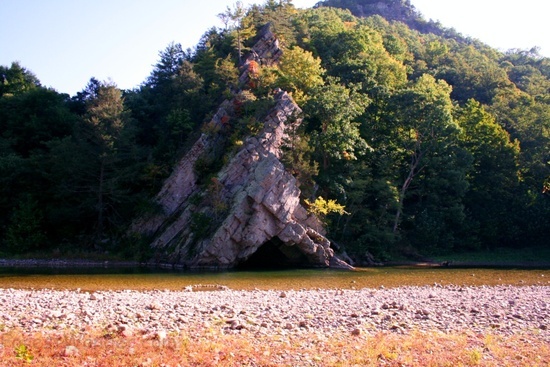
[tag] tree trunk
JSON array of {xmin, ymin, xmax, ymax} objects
[
  {"xmin": 393, "ymin": 149, "xmax": 423, "ymax": 234},
  {"xmin": 393, "ymin": 168, "xmax": 413, "ymax": 233}
]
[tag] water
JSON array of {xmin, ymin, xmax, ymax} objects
[{"xmin": 0, "ymin": 265, "xmax": 548, "ymax": 291}]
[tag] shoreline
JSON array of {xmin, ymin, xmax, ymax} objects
[{"xmin": 1, "ymin": 257, "xmax": 549, "ymax": 270}]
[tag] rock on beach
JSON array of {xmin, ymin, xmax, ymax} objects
[{"xmin": 0, "ymin": 286, "xmax": 547, "ymax": 341}]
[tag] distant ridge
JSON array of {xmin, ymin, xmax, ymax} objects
[{"xmin": 316, "ymin": 0, "xmax": 446, "ymax": 35}]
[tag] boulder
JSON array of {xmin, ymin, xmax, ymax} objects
[{"xmin": 129, "ymin": 25, "xmax": 352, "ymax": 270}]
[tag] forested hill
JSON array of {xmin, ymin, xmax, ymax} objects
[
  {"xmin": 1, "ymin": 0, "xmax": 549, "ymax": 263},
  {"xmin": 317, "ymin": 0, "xmax": 444, "ymax": 35}
]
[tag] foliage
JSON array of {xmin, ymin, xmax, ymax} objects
[
  {"xmin": 218, "ymin": 1, "xmax": 255, "ymax": 63},
  {"xmin": 456, "ymin": 100, "xmax": 521, "ymax": 248},
  {"xmin": 274, "ymin": 46, "xmax": 325, "ymax": 103},
  {"xmin": 14, "ymin": 344, "xmax": 34, "ymax": 363},
  {"xmin": 1, "ymin": 0, "xmax": 550, "ymax": 261},
  {"xmin": 190, "ymin": 212, "xmax": 213, "ymax": 239},
  {"xmin": 5, "ymin": 195, "xmax": 47, "ymax": 254},
  {"xmin": 305, "ymin": 77, "xmax": 370, "ymax": 168},
  {"xmin": 281, "ymin": 115, "xmax": 319, "ymax": 197},
  {"xmin": 0, "ymin": 62, "xmax": 40, "ymax": 97},
  {"xmin": 305, "ymin": 196, "xmax": 349, "ymax": 217}
]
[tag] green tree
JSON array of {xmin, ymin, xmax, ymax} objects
[
  {"xmin": 246, "ymin": 0, "xmax": 298, "ymax": 49},
  {"xmin": 127, "ymin": 43, "xmax": 205, "ymax": 166},
  {"xmin": 305, "ymin": 77, "xmax": 370, "ymax": 169},
  {"xmin": 456, "ymin": 99, "xmax": 521, "ymax": 248},
  {"xmin": 490, "ymin": 90, "xmax": 550, "ymax": 246},
  {"xmin": 298, "ymin": 11, "xmax": 407, "ymax": 91},
  {"xmin": 214, "ymin": 54, "xmax": 240, "ymax": 94},
  {"xmin": 0, "ymin": 88, "xmax": 75, "ymax": 157},
  {"xmin": 218, "ymin": 1, "xmax": 254, "ymax": 63},
  {"xmin": 433, "ymin": 44, "xmax": 512, "ymax": 104},
  {"xmin": 389, "ymin": 75, "xmax": 467, "ymax": 243},
  {"xmin": 0, "ymin": 81, "xmax": 77, "ymax": 250},
  {"xmin": 77, "ymin": 80, "xmax": 137, "ymax": 245},
  {"xmin": 0, "ymin": 62, "xmax": 40, "ymax": 97},
  {"xmin": 275, "ymin": 45, "xmax": 325, "ymax": 103},
  {"xmin": 4, "ymin": 195, "xmax": 47, "ymax": 254}
]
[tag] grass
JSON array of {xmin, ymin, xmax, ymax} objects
[{"xmin": 0, "ymin": 327, "xmax": 548, "ymax": 366}]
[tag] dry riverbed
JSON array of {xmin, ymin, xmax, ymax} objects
[{"xmin": 0, "ymin": 285, "xmax": 548, "ymax": 366}]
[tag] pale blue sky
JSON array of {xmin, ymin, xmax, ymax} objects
[{"xmin": 1, "ymin": 0, "xmax": 548, "ymax": 96}]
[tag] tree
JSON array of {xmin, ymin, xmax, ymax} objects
[
  {"xmin": 218, "ymin": 1, "xmax": 250, "ymax": 63},
  {"xmin": 79, "ymin": 80, "xmax": 132, "ymax": 244},
  {"xmin": 456, "ymin": 99, "xmax": 521, "ymax": 248},
  {"xmin": 490, "ymin": 90, "xmax": 550, "ymax": 247},
  {"xmin": 130, "ymin": 44, "xmax": 204, "ymax": 163},
  {"xmin": 389, "ymin": 75, "xmax": 465, "ymax": 239},
  {"xmin": 215, "ymin": 54, "xmax": 240, "ymax": 93},
  {"xmin": 246, "ymin": 0, "xmax": 298, "ymax": 49},
  {"xmin": 305, "ymin": 77, "xmax": 370, "ymax": 169},
  {"xmin": 304, "ymin": 196, "xmax": 349, "ymax": 221},
  {"xmin": 4, "ymin": 195, "xmax": 46, "ymax": 254},
  {"xmin": 0, "ymin": 82, "xmax": 77, "ymax": 250},
  {"xmin": 433, "ymin": 44, "xmax": 512, "ymax": 104},
  {"xmin": 0, "ymin": 62, "xmax": 40, "ymax": 97},
  {"xmin": 0, "ymin": 88, "xmax": 75, "ymax": 157},
  {"xmin": 275, "ymin": 46, "xmax": 325, "ymax": 103},
  {"xmin": 281, "ymin": 114, "xmax": 319, "ymax": 197},
  {"xmin": 147, "ymin": 43, "xmax": 187, "ymax": 89},
  {"xmin": 299, "ymin": 12, "xmax": 407, "ymax": 92}
]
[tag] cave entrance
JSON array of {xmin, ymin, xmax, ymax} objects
[{"xmin": 238, "ymin": 237, "xmax": 308, "ymax": 270}]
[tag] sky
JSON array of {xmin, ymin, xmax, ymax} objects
[{"xmin": 1, "ymin": 0, "xmax": 549, "ymax": 96}]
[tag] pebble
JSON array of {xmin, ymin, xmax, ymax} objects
[
  {"xmin": 64, "ymin": 345, "xmax": 80, "ymax": 357},
  {"xmin": 0, "ymin": 286, "xmax": 547, "ymax": 342}
]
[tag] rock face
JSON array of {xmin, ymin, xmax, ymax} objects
[{"xmin": 130, "ymin": 25, "xmax": 352, "ymax": 270}]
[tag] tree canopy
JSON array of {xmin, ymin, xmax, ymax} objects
[{"xmin": 1, "ymin": 0, "xmax": 548, "ymax": 262}]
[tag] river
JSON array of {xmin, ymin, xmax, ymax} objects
[{"xmin": 0, "ymin": 265, "xmax": 548, "ymax": 291}]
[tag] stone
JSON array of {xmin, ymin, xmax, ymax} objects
[
  {"xmin": 51, "ymin": 310, "xmax": 64, "ymax": 319},
  {"xmin": 146, "ymin": 302, "xmax": 161, "ymax": 311},
  {"xmin": 120, "ymin": 327, "xmax": 134, "ymax": 338},
  {"xmin": 64, "ymin": 345, "xmax": 80, "ymax": 357},
  {"xmin": 154, "ymin": 330, "xmax": 167, "ymax": 341},
  {"xmin": 129, "ymin": 24, "xmax": 352, "ymax": 271}
]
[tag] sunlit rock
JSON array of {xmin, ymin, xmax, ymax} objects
[{"xmin": 129, "ymin": 25, "xmax": 352, "ymax": 270}]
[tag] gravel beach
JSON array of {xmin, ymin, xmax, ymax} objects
[{"xmin": 1, "ymin": 285, "xmax": 548, "ymax": 341}]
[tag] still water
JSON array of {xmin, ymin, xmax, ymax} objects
[{"xmin": 0, "ymin": 266, "xmax": 548, "ymax": 291}]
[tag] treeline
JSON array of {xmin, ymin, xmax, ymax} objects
[{"xmin": 1, "ymin": 0, "xmax": 548, "ymax": 261}]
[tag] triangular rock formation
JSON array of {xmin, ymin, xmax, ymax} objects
[{"xmin": 130, "ymin": 25, "xmax": 352, "ymax": 270}]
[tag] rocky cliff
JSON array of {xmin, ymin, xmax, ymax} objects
[{"xmin": 130, "ymin": 25, "xmax": 352, "ymax": 270}]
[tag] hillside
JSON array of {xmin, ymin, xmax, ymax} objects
[
  {"xmin": 317, "ymin": 0, "xmax": 443, "ymax": 35},
  {"xmin": 0, "ymin": 0, "xmax": 548, "ymax": 265}
]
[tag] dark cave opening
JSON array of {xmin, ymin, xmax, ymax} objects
[{"xmin": 237, "ymin": 237, "xmax": 308, "ymax": 270}]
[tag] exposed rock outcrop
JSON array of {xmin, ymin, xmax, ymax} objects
[{"xmin": 130, "ymin": 25, "xmax": 352, "ymax": 270}]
